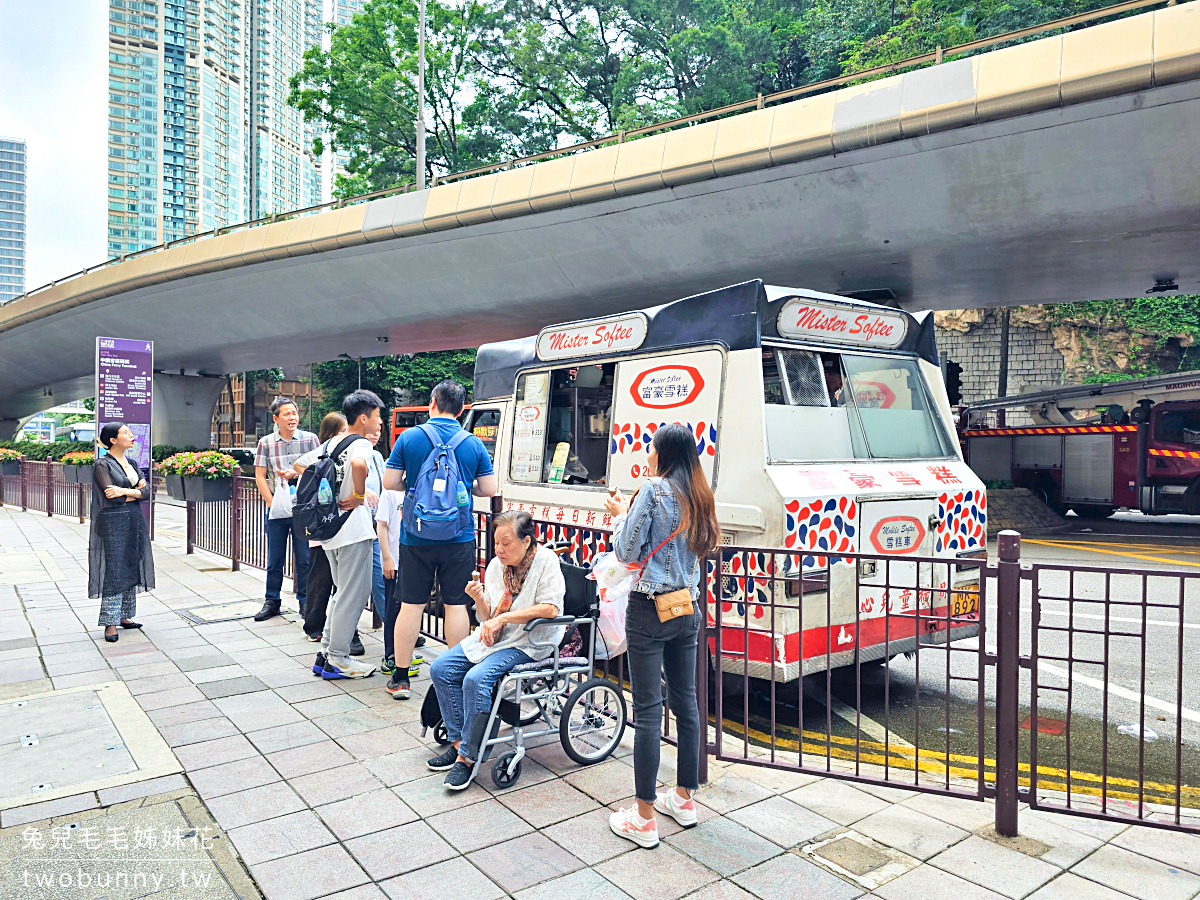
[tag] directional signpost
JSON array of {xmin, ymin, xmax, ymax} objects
[{"xmin": 95, "ymin": 337, "xmax": 154, "ymax": 530}]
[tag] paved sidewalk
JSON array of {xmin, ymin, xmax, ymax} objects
[{"xmin": 2, "ymin": 505, "xmax": 1200, "ymax": 900}]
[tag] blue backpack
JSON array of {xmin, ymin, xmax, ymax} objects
[{"xmin": 402, "ymin": 423, "xmax": 472, "ymax": 540}]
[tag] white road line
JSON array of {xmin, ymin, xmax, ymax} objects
[
  {"xmin": 803, "ymin": 681, "xmax": 917, "ymax": 750},
  {"xmin": 1035, "ymin": 660, "xmax": 1200, "ymax": 724},
  {"xmin": 985, "ymin": 603, "xmax": 1200, "ymax": 631}
]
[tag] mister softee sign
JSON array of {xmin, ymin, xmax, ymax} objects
[
  {"xmin": 777, "ymin": 298, "xmax": 908, "ymax": 349},
  {"xmin": 537, "ymin": 313, "xmax": 648, "ymax": 361}
]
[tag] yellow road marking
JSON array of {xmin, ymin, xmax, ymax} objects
[
  {"xmin": 1025, "ymin": 539, "xmax": 1200, "ymax": 569},
  {"xmin": 718, "ymin": 716, "xmax": 1200, "ymax": 804}
]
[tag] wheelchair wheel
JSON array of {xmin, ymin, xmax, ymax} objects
[
  {"xmin": 518, "ymin": 698, "xmax": 544, "ymax": 726},
  {"xmin": 492, "ymin": 751, "xmax": 522, "ymax": 789},
  {"xmin": 559, "ymin": 677, "xmax": 627, "ymax": 765},
  {"xmin": 433, "ymin": 721, "xmax": 450, "ymax": 746}
]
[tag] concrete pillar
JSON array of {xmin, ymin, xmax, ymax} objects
[{"xmin": 152, "ymin": 373, "xmax": 226, "ymax": 449}]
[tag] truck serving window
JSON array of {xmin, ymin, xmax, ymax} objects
[
  {"xmin": 764, "ymin": 348, "xmax": 954, "ymax": 461},
  {"xmin": 510, "ymin": 364, "xmax": 615, "ymax": 485}
]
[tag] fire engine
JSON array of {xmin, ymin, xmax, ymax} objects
[{"xmin": 962, "ymin": 372, "xmax": 1200, "ymax": 517}]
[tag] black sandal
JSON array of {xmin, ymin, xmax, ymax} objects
[{"xmin": 120, "ymin": 622, "xmax": 143, "ymax": 629}]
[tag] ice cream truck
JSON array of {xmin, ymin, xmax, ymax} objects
[{"xmin": 465, "ymin": 280, "xmax": 986, "ymax": 681}]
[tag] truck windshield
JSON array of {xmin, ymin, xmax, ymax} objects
[{"xmin": 763, "ymin": 348, "xmax": 955, "ymax": 461}]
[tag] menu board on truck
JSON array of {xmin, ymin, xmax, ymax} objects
[{"xmin": 511, "ymin": 372, "xmax": 550, "ymax": 482}]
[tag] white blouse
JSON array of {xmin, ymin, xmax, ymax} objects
[{"xmin": 459, "ymin": 546, "xmax": 566, "ymax": 664}]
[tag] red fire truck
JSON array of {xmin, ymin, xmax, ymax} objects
[{"xmin": 962, "ymin": 372, "xmax": 1200, "ymax": 517}]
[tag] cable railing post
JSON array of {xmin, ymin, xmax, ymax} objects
[
  {"xmin": 186, "ymin": 500, "xmax": 196, "ymax": 554},
  {"xmin": 995, "ymin": 530, "xmax": 1022, "ymax": 837},
  {"xmin": 230, "ymin": 475, "xmax": 242, "ymax": 572}
]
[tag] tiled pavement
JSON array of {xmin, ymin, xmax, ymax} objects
[{"xmin": 3, "ymin": 505, "xmax": 1200, "ymax": 900}]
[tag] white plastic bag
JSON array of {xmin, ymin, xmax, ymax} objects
[
  {"xmin": 596, "ymin": 580, "xmax": 631, "ymax": 659},
  {"xmin": 591, "ymin": 552, "xmax": 638, "ymax": 658},
  {"xmin": 269, "ymin": 476, "xmax": 295, "ymax": 519}
]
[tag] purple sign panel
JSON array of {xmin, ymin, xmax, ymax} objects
[{"xmin": 95, "ymin": 337, "xmax": 154, "ymax": 472}]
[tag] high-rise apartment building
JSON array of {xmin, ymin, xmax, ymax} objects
[
  {"xmin": 0, "ymin": 137, "xmax": 27, "ymax": 304},
  {"xmin": 106, "ymin": 0, "xmax": 322, "ymax": 259}
]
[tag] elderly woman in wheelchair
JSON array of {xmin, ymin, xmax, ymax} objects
[
  {"xmin": 427, "ymin": 509, "xmax": 628, "ymax": 791},
  {"xmin": 428, "ymin": 510, "xmax": 567, "ymax": 789}
]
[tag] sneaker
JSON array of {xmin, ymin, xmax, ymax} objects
[
  {"xmin": 349, "ymin": 632, "xmax": 365, "ymax": 657},
  {"xmin": 416, "ymin": 635, "xmax": 426, "ymax": 648},
  {"xmin": 408, "ymin": 661, "xmax": 422, "ymax": 678},
  {"xmin": 386, "ymin": 673, "xmax": 410, "ymax": 699},
  {"xmin": 654, "ymin": 789, "xmax": 698, "ymax": 828},
  {"xmin": 305, "ymin": 632, "xmax": 322, "ymax": 642},
  {"xmin": 427, "ymin": 746, "xmax": 459, "ymax": 771},
  {"xmin": 380, "ymin": 656, "xmax": 396, "ymax": 676},
  {"xmin": 322, "ymin": 656, "xmax": 377, "ymax": 680},
  {"xmin": 311, "ymin": 652, "xmax": 326, "ymax": 676},
  {"xmin": 609, "ymin": 805, "xmax": 659, "ymax": 848},
  {"xmin": 443, "ymin": 760, "xmax": 473, "ymax": 791}
]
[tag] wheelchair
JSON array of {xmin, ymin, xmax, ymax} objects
[{"xmin": 423, "ymin": 543, "xmax": 627, "ymax": 789}]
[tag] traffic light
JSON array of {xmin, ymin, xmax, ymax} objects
[{"xmin": 945, "ymin": 361, "xmax": 963, "ymax": 406}]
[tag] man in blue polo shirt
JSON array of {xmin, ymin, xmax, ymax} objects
[{"xmin": 382, "ymin": 379, "xmax": 496, "ymax": 699}]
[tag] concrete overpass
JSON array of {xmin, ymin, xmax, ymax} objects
[{"xmin": 3, "ymin": 3, "xmax": 1200, "ymax": 443}]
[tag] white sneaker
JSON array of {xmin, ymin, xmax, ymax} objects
[
  {"xmin": 654, "ymin": 789, "xmax": 698, "ymax": 827},
  {"xmin": 609, "ymin": 805, "xmax": 659, "ymax": 848},
  {"xmin": 322, "ymin": 656, "xmax": 377, "ymax": 680}
]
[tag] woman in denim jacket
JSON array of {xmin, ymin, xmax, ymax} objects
[{"xmin": 605, "ymin": 423, "xmax": 721, "ymax": 848}]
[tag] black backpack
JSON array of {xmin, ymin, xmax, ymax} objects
[{"xmin": 293, "ymin": 435, "xmax": 367, "ymax": 542}]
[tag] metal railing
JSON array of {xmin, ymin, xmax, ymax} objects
[
  {"xmin": 191, "ymin": 474, "xmax": 293, "ymax": 578},
  {"xmin": 1026, "ymin": 548, "xmax": 1200, "ymax": 832},
  {"xmin": 0, "ymin": 460, "xmax": 93, "ymax": 523},
  {"xmin": 1, "ymin": 0, "xmax": 1176, "ymax": 313}
]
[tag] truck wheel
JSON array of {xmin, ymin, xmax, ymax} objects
[
  {"xmin": 1072, "ymin": 505, "xmax": 1115, "ymax": 519},
  {"xmin": 1185, "ymin": 478, "xmax": 1200, "ymax": 516}
]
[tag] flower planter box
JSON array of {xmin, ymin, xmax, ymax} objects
[
  {"xmin": 183, "ymin": 476, "xmax": 232, "ymax": 503},
  {"xmin": 63, "ymin": 465, "xmax": 94, "ymax": 484},
  {"xmin": 165, "ymin": 474, "xmax": 187, "ymax": 500},
  {"xmin": 0, "ymin": 460, "xmax": 21, "ymax": 477}
]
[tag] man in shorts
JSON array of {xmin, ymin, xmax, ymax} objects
[{"xmin": 383, "ymin": 380, "xmax": 496, "ymax": 698}]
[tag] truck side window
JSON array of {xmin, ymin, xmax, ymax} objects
[
  {"xmin": 510, "ymin": 364, "xmax": 616, "ymax": 485},
  {"xmin": 464, "ymin": 408, "xmax": 500, "ymax": 461},
  {"xmin": 1160, "ymin": 410, "xmax": 1200, "ymax": 446}
]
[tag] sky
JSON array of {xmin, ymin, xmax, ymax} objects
[{"xmin": 0, "ymin": 1, "xmax": 109, "ymax": 292}]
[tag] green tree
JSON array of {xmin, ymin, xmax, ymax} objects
[{"xmin": 310, "ymin": 350, "xmax": 479, "ymax": 445}]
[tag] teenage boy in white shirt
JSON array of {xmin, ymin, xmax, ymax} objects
[{"xmin": 314, "ymin": 390, "xmax": 385, "ymax": 680}]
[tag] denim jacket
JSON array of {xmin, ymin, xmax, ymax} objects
[{"xmin": 612, "ymin": 477, "xmax": 701, "ymax": 599}]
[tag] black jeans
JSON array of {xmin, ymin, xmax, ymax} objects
[
  {"xmin": 625, "ymin": 592, "xmax": 701, "ymax": 803},
  {"xmin": 303, "ymin": 545, "xmax": 333, "ymax": 638}
]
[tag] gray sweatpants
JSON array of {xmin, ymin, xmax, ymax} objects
[{"xmin": 322, "ymin": 539, "xmax": 373, "ymax": 662}]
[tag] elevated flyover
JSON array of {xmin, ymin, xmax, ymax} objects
[{"xmin": 3, "ymin": 3, "xmax": 1200, "ymax": 436}]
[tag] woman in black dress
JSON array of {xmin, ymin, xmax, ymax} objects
[{"xmin": 90, "ymin": 422, "xmax": 155, "ymax": 642}]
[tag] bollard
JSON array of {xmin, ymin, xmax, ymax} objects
[
  {"xmin": 20, "ymin": 461, "xmax": 27, "ymax": 510},
  {"xmin": 186, "ymin": 501, "xmax": 196, "ymax": 554},
  {"xmin": 994, "ymin": 530, "xmax": 1022, "ymax": 837},
  {"xmin": 77, "ymin": 481, "xmax": 85, "ymax": 524},
  {"xmin": 46, "ymin": 461, "xmax": 54, "ymax": 517}
]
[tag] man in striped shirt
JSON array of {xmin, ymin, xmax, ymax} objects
[{"xmin": 253, "ymin": 397, "xmax": 319, "ymax": 621}]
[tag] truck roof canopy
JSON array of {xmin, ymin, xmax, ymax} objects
[{"xmin": 473, "ymin": 280, "xmax": 938, "ymax": 400}]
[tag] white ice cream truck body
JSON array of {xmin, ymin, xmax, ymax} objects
[{"xmin": 466, "ymin": 281, "xmax": 986, "ymax": 681}]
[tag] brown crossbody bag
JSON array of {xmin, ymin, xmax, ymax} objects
[{"xmin": 638, "ymin": 528, "xmax": 695, "ymax": 623}]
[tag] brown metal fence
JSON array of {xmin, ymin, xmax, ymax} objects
[
  {"xmin": 0, "ymin": 460, "xmax": 95, "ymax": 522},
  {"xmin": 191, "ymin": 474, "xmax": 292, "ymax": 578},
  {"xmin": 1026, "ymin": 548, "xmax": 1200, "ymax": 832}
]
